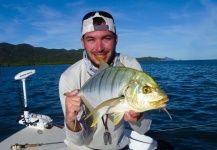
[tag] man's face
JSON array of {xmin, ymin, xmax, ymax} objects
[{"xmin": 81, "ymin": 30, "xmax": 118, "ymax": 67}]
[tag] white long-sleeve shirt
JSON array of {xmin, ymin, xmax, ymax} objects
[{"xmin": 59, "ymin": 54, "xmax": 152, "ymax": 150}]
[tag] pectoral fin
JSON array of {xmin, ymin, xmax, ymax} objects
[
  {"xmin": 112, "ymin": 112, "xmax": 125, "ymax": 125},
  {"xmin": 85, "ymin": 96, "xmax": 125, "ymax": 127}
]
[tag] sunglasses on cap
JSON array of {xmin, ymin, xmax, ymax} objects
[
  {"xmin": 81, "ymin": 11, "xmax": 116, "ymax": 36},
  {"xmin": 82, "ymin": 11, "xmax": 114, "ymax": 22}
]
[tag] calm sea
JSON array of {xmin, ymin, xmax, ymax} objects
[{"xmin": 0, "ymin": 60, "xmax": 217, "ymax": 149}]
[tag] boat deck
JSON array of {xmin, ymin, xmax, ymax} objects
[
  {"xmin": 0, "ymin": 126, "xmax": 158, "ymax": 150},
  {"xmin": 0, "ymin": 126, "xmax": 66, "ymax": 150}
]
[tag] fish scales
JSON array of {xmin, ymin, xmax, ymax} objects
[
  {"xmin": 99, "ymin": 67, "xmax": 113, "ymax": 101},
  {"xmin": 103, "ymin": 67, "xmax": 124, "ymax": 99},
  {"xmin": 77, "ymin": 57, "xmax": 169, "ymax": 126},
  {"xmin": 80, "ymin": 67, "xmax": 141, "ymax": 109}
]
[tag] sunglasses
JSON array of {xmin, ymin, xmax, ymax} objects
[{"xmin": 82, "ymin": 11, "xmax": 114, "ymax": 22}]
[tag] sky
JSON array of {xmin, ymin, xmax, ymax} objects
[{"xmin": 0, "ymin": 0, "xmax": 217, "ymax": 60}]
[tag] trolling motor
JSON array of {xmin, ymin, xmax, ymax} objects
[{"xmin": 14, "ymin": 70, "xmax": 53, "ymax": 129}]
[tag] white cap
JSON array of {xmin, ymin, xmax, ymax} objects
[{"xmin": 82, "ymin": 12, "xmax": 116, "ymax": 36}]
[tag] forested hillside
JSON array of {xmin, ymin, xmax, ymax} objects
[{"xmin": 0, "ymin": 43, "xmax": 84, "ymax": 66}]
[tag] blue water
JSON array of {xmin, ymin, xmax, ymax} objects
[{"xmin": 0, "ymin": 60, "xmax": 217, "ymax": 149}]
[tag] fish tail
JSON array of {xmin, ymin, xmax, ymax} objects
[{"xmin": 90, "ymin": 112, "xmax": 103, "ymax": 127}]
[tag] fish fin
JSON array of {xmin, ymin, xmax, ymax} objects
[
  {"xmin": 112, "ymin": 112, "xmax": 125, "ymax": 125},
  {"xmin": 80, "ymin": 57, "xmax": 109, "ymax": 89},
  {"xmin": 90, "ymin": 111, "xmax": 103, "ymax": 127},
  {"xmin": 115, "ymin": 61, "xmax": 125, "ymax": 67},
  {"xmin": 97, "ymin": 55, "xmax": 125, "ymax": 67},
  {"xmin": 85, "ymin": 96, "xmax": 125, "ymax": 121},
  {"xmin": 80, "ymin": 95, "xmax": 102, "ymax": 127},
  {"xmin": 96, "ymin": 56, "xmax": 109, "ymax": 71}
]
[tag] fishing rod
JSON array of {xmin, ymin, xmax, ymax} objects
[
  {"xmin": 10, "ymin": 142, "xmax": 64, "ymax": 150},
  {"xmin": 153, "ymin": 122, "xmax": 217, "ymax": 132}
]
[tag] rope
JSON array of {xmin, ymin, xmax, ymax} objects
[{"xmin": 153, "ymin": 122, "xmax": 217, "ymax": 132}]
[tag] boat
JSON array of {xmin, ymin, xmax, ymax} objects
[
  {"xmin": 0, "ymin": 70, "xmax": 170, "ymax": 150},
  {"xmin": 0, "ymin": 126, "xmax": 157, "ymax": 150}
]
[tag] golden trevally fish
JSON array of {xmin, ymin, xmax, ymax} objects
[{"xmin": 77, "ymin": 57, "xmax": 169, "ymax": 127}]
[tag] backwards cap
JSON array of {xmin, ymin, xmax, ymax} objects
[{"xmin": 81, "ymin": 11, "xmax": 116, "ymax": 36}]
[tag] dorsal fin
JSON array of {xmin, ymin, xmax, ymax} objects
[
  {"xmin": 80, "ymin": 56, "xmax": 109, "ymax": 88},
  {"xmin": 96, "ymin": 56, "xmax": 109, "ymax": 71},
  {"xmin": 115, "ymin": 61, "xmax": 125, "ymax": 67}
]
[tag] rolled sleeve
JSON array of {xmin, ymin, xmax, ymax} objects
[{"xmin": 65, "ymin": 122, "xmax": 87, "ymax": 146}]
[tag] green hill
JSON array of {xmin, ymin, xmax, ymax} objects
[
  {"xmin": 136, "ymin": 56, "xmax": 163, "ymax": 62},
  {"xmin": 0, "ymin": 42, "xmax": 166, "ymax": 66},
  {"xmin": 0, "ymin": 43, "xmax": 84, "ymax": 66}
]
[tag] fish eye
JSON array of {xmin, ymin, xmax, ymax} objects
[{"xmin": 142, "ymin": 85, "xmax": 152, "ymax": 94}]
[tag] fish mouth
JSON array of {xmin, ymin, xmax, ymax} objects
[{"xmin": 149, "ymin": 97, "xmax": 169, "ymax": 108}]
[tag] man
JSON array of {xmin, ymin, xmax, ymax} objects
[{"xmin": 59, "ymin": 11, "xmax": 152, "ymax": 150}]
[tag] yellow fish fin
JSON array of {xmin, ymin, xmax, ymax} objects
[
  {"xmin": 85, "ymin": 96, "xmax": 125, "ymax": 124},
  {"xmin": 96, "ymin": 55, "xmax": 125, "ymax": 68},
  {"xmin": 80, "ymin": 57, "xmax": 109, "ymax": 88},
  {"xmin": 90, "ymin": 111, "xmax": 103, "ymax": 127},
  {"xmin": 96, "ymin": 56, "xmax": 109, "ymax": 71},
  {"xmin": 112, "ymin": 112, "xmax": 125, "ymax": 125},
  {"xmin": 80, "ymin": 95, "xmax": 102, "ymax": 127},
  {"xmin": 115, "ymin": 61, "xmax": 125, "ymax": 67}
]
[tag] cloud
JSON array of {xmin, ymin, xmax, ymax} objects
[
  {"xmin": 1, "ymin": 0, "xmax": 217, "ymax": 60},
  {"xmin": 116, "ymin": 0, "xmax": 217, "ymax": 59}
]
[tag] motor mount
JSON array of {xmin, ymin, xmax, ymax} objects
[{"xmin": 15, "ymin": 70, "xmax": 53, "ymax": 129}]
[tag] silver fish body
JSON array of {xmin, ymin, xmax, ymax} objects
[{"xmin": 78, "ymin": 58, "xmax": 168, "ymax": 127}]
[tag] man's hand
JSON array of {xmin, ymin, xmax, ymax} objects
[
  {"xmin": 124, "ymin": 110, "xmax": 142, "ymax": 123},
  {"xmin": 65, "ymin": 89, "xmax": 82, "ymax": 132}
]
